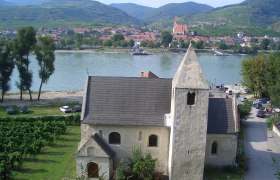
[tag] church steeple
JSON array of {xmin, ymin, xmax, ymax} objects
[
  {"xmin": 169, "ymin": 43, "xmax": 209, "ymax": 180},
  {"xmin": 172, "ymin": 44, "xmax": 208, "ymax": 89}
]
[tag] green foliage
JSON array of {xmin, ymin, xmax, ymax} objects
[
  {"xmin": 115, "ymin": 160, "xmax": 125, "ymax": 180},
  {"xmin": 241, "ymin": 54, "xmax": 266, "ymax": 97},
  {"xmin": 0, "ymin": 115, "xmax": 80, "ymax": 178},
  {"xmin": 0, "ymin": 0, "xmax": 143, "ymax": 29},
  {"xmin": 238, "ymin": 100, "xmax": 252, "ymax": 119},
  {"xmin": 12, "ymin": 26, "xmax": 37, "ymax": 101},
  {"xmin": 0, "ymin": 38, "xmax": 14, "ymax": 102},
  {"xmin": 161, "ymin": 31, "xmax": 173, "ymax": 48},
  {"xmin": 264, "ymin": 52, "xmax": 280, "ymax": 107},
  {"xmin": 260, "ymin": 38, "xmax": 270, "ymax": 50},
  {"xmin": 0, "ymin": 153, "xmax": 12, "ymax": 180},
  {"xmin": 130, "ymin": 147, "xmax": 156, "ymax": 180},
  {"xmin": 115, "ymin": 147, "xmax": 156, "ymax": 179},
  {"xmin": 186, "ymin": 2, "xmax": 280, "ymax": 37},
  {"xmin": 266, "ymin": 116, "xmax": 280, "ymax": 130},
  {"xmin": 34, "ymin": 36, "xmax": 56, "ymax": 100}
]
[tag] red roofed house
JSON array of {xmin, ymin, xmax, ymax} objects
[{"xmin": 173, "ymin": 16, "xmax": 188, "ymax": 35}]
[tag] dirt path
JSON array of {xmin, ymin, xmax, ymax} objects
[{"xmin": 0, "ymin": 91, "xmax": 84, "ymax": 106}]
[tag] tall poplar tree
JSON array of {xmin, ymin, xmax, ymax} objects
[
  {"xmin": 34, "ymin": 36, "xmax": 55, "ymax": 101},
  {"xmin": 12, "ymin": 26, "xmax": 36, "ymax": 101},
  {"xmin": 0, "ymin": 38, "xmax": 14, "ymax": 102}
]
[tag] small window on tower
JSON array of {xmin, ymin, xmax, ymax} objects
[{"xmin": 187, "ymin": 92, "xmax": 195, "ymax": 105}]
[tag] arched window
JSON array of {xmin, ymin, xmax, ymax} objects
[
  {"xmin": 148, "ymin": 134, "xmax": 158, "ymax": 147},
  {"xmin": 109, "ymin": 132, "xmax": 121, "ymax": 144},
  {"xmin": 187, "ymin": 92, "xmax": 195, "ymax": 105},
  {"xmin": 211, "ymin": 142, "xmax": 218, "ymax": 155},
  {"xmin": 87, "ymin": 162, "xmax": 99, "ymax": 178}
]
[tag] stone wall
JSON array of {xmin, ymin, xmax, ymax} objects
[
  {"xmin": 205, "ymin": 134, "xmax": 238, "ymax": 166},
  {"xmin": 169, "ymin": 89, "xmax": 209, "ymax": 180}
]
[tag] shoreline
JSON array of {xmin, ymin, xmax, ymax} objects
[{"xmin": 1, "ymin": 90, "xmax": 84, "ymax": 106}]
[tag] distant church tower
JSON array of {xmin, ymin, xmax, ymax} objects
[{"xmin": 168, "ymin": 44, "xmax": 209, "ymax": 179}]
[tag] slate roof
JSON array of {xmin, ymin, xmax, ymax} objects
[
  {"xmin": 82, "ymin": 76, "xmax": 172, "ymax": 127},
  {"xmin": 92, "ymin": 133, "xmax": 116, "ymax": 158},
  {"xmin": 82, "ymin": 76, "xmax": 238, "ymax": 134},
  {"xmin": 207, "ymin": 98, "xmax": 237, "ymax": 134}
]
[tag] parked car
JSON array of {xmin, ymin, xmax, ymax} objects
[
  {"xmin": 225, "ymin": 89, "xmax": 232, "ymax": 95},
  {"xmin": 6, "ymin": 106, "xmax": 15, "ymax": 114},
  {"xmin": 259, "ymin": 98, "xmax": 270, "ymax": 104},
  {"xmin": 20, "ymin": 105, "xmax": 28, "ymax": 114},
  {"xmin": 256, "ymin": 110, "xmax": 265, "ymax": 118},
  {"xmin": 72, "ymin": 105, "xmax": 81, "ymax": 112},
  {"xmin": 60, "ymin": 106, "xmax": 71, "ymax": 113},
  {"xmin": 238, "ymin": 96, "xmax": 247, "ymax": 102},
  {"xmin": 253, "ymin": 103, "xmax": 263, "ymax": 109}
]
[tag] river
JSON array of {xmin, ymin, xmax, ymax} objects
[{"xmin": 9, "ymin": 51, "xmax": 247, "ymax": 92}]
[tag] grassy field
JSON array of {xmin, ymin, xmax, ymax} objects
[
  {"xmin": 204, "ymin": 166, "xmax": 243, "ymax": 180},
  {"xmin": 13, "ymin": 125, "xmax": 80, "ymax": 180},
  {"xmin": 0, "ymin": 102, "xmax": 81, "ymax": 118}
]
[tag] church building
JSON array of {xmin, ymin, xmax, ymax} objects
[
  {"xmin": 173, "ymin": 16, "xmax": 188, "ymax": 35},
  {"xmin": 75, "ymin": 45, "xmax": 240, "ymax": 179}
]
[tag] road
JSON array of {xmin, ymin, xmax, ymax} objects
[{"xmin": 244, "ymin": 108, "xmax": 280, "ymax": 180}]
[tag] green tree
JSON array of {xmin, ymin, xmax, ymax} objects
[
  {"xmin": 128, "ymin": 39, "xmax": 135, "ymax": 47},
  {"xmin": 74, "ymin": 33, "xmax": 84, "ymax": 50},
  {"xmin": 219, "ymin": 42, "xmax": 228, "ymax": 50},
  {"xmin": 260, "ymin": 38, "xmax": 270, "ymax": 50},
  {"xmin": 241, "ymin": 54, "xmax": 266, "ymax": 97},
  {"xmin": 34, "ymin": 36, "xmax": 56, "ymax": 101},
  {"xmin": 111, "ymin": 33, "xmax": 125, "ymax": 42},
  {"xmin": 0, "ymin": 39, "xmax": 14, "ymax": 102},
  {"xmin": 264, "ymin": 52, "xmax": 280, "ymax": 106},
  {"xmin": 161, "ymin": 31, "xmax": 173, "ymax": 48},
  {"xmin": 195, "ymin": 41, "xmax": 205, "ymax": 49},
  {"xmin": 12, "ymin": 26, "xmax": 36, "ymax": 101}
]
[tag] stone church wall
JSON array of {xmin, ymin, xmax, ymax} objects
[
  {"xmin": 205, "ymin": 134, "xmax": 238, "ymax": 166},
  {"xmin": 82, "ymin": 124, "xmax": 170, "ymax": 173}
]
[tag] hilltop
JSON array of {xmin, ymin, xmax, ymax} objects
[
  {"xmin": 0, "ymin": 0, "xmax": 143, "ymax": 28},
  {"xmin": 185, "ymin": 0, "xmax": 280, "ymax": 36}
]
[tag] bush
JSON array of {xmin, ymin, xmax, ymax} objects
[
  {"xmin": 266, "ymin": 116, "xmax": 280, "ymax": 130},
  {"xmin": 238, "ymin": 100, "xmax": 252, "ymax": 119}
]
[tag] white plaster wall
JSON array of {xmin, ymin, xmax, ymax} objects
[
  {"xmin": 170, "ymin": 89, "xmax": 209, "ymax": 180},
  {"xmin": 76, "ymin": 157, "xmax": 111, "ymax": 180},
  {"xmin": 205, "ymin": 134, "xmax": 238, "ymax": 166},
  {"xmin": 81, "ymin": 125, "xmax": 170, "ymax": 173}
]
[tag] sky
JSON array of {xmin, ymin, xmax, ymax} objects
[{"xmin": 97, "ymin": 0, "xmax": 245, "ymax": 8}]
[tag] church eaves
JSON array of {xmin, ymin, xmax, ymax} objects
[{"xmin": 172, "ymin": 44, "xmax": 208, "ymax": 89}]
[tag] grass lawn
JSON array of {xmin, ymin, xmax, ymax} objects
[
  {"xmin": 0, "ymin": 102, "xmax": 81, "ymax": 117},
  {"xmin": 13, "ymin": 125, "xmax": 80, "ymax": 180},
  {"xmin": 204, "ymin": 167, "xmax": 243, "ymax": 180}
]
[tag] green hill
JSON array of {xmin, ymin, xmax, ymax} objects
[
  {"xmin": 6, "ymin": 0, "xmax": 47, "ymax": 5},
  {"xmin": 111, "ymin": 2, "xmax": 213, "ymax": 23},
  {"xmin": 110, "ymin": 3, "xmax": 155, "ymax": 21},
  {"xmin": 185, "ymin": 0, "xmax": 280, "ymax": 36},
  {"xmin": 0, "ymin": 0, "xmax": 144, "ymax": 29}
]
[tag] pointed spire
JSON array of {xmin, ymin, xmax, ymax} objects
[{"xmin": 172, "ymin": 44, "xmax": 208, "ymax": 89}]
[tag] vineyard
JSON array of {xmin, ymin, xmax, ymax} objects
[{"xmin": 0, "ymin": 115, "xmax": 80, "ymax": 179}]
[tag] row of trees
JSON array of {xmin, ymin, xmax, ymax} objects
[
  {"xmin": 0, "ymin": 26, "xmax": 55, "ymax": 102},
  {"xmin": 241, "ymin": 52, "xmax": 280, "ymax": 106}
]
